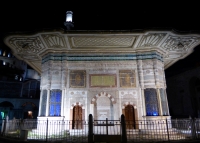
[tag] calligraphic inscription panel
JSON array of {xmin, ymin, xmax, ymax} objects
[
  {"xmin": 90, "ymin": 74, "xmax": 116, "ymax": 87},
  {"xmin": 70, "ymin": 70, "xmax": 86, "ymax": 88},
  {"xmin": 119, "ymin": 70, "xmax": 136, "ymax": 88}
]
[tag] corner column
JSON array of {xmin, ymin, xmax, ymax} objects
[
  {"xmin": 45, "ymin": 89, "xmax": 50, "ymax": 116},
  {"xmin": 156, "ymin": 88, "xmax": 163, "ymax": 116},
  {"xmin": 137, "ymin": 60, "xmax": 146, "ymax": 116},
  {"xmin": 141, "ymin": 88, "xmax": 146, "ymax": 116},
  {"xmin": 61, "ymin": 88, "xmax": 65, "ymax": 116},
  {"xmin": 38, "ymin": 89, "xmax": 43, "ymax": 116}
]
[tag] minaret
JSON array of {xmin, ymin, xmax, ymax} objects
[{"xmin": 64, "ymin": 11, "xmax": 74, "ymax": 30}]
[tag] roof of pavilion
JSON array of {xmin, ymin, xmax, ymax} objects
[{"xmin": 3, "ymin": 29, "xmax": 200, "ymax": 74}]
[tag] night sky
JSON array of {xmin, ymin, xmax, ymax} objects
[{"xmin": 1, "ymin": 1, "xmax": 200, "ymax": 76}]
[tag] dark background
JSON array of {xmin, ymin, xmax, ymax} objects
[{"xmin": 0, "ymin": 1, "xmax": 200, "ymax": 76}]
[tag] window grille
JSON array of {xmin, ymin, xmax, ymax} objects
[
  {"xmin": 144, "ymin": 88, "xmax": 159, "ymax": 116},
  {"xmin": 49, "ymin": 89, "xmax": 62, "ymax": 116}
]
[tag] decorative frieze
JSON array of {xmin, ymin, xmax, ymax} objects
[{"xmin": 42, "ymin": 53, "xmax": 163, "ymax": 64}]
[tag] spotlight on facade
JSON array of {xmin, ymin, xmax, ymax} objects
[{"xmin": 64, "ymin": 11, "xmax": 74, "ymax": 30}]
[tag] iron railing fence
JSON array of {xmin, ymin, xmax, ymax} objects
[
  {"xmin": 126, "ymin": 119, "xmax": 194, "ymax": 142},
  {"xmin": 1, "ymin": 118, "xmax": 200, "ymax": 142},
  {"xmin": 1, "ymin": 119, "xmax": 88, "ymax": 142},
  {"xmin": 194, "ymin": 118, "xmax": 200, "ymax": 139}
]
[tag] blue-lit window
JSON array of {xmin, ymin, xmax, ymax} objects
[
  {"xmin": 160, "ymin": 88, "xmax": 169, "ymax": 115},
  {"xmin": 1, "ymin": 112, "xmax": 4, "ymax": 119},
  {"xmin": 40, "ymin": 90, "xmax": 47, "ymax": 116},
  {"xmin": 49, "ymin": 90, "xmax": 62, "ymax": 116},
  {"xmin": 144, "ymin": 88, "xmax": 159, "ymax": 116}
]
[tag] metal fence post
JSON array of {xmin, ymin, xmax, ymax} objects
[
  {"xmin": 106, "ymin": 118, "xmax": 108, "ymax": 135},
  {"xmin": 166, "ymin": 119, "xmax": 170, "ymax": 142},
  {"xmin": 121, "ymin": 114, "xmax": 127, "ymax": 143},
  {"xmin": 46, "ymin": 118, "xmax": 48, "ymax": 142},
  {"xmin": 191, "ymin": 118, "xmax": 196, "ymax": 139},
  {"xmin": 88, "ymin": 114, "xmax": 93, "ymax": 143},
  {"xmin": 2, "ymin": 119, "xmax": 6, "ymax": 136}
]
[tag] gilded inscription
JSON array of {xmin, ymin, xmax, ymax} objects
[{"xmin": 90, "ymin": 75, "xmax": 116, "ymax": 87}]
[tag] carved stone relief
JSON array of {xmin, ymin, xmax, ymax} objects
[
  {"xmin": 70, "ymin": 36, "xmax": 136, "ymax": 47},
  {"xmin": 119, "ymin": 90, "xmax": 137, "ymax": 98},
  {"xmin": 137, "ymin": 33, "xmax": 166, "ymax": 48},
  {"xmin": 119, "ymin": 70, "xmax": 136, "ymax": 88},
  {"xmin": 70, "ymin": 70, "xmax": 86, "ymax": 88},
  {"xmin": 9, "ymin": 37, "xmax": 45, "ymax": 54},
  {"xmin": 162, "ymin": 36, "xmax": 200, "ymax": 52},
  {"xmin": 69, "ymin": 90, "xmax": 87, "ymax": 97}
]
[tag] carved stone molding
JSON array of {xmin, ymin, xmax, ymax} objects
[
  {"xmin": 4, "ymin": 31, "xmax": 200, "ymax": 73},
  {"xmin": 17, "ymin": 54, "xmax": 40, "ymax": 60}
]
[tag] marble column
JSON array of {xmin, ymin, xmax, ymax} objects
[
  {"xmin": 38, "ymin": 89, "xmax": 43, "ymax": 116},
  {"xmin": 61, "ymin": 89, "xmax": 65, "ymax": 116},
  {"xmin": 141, "ymin": 88, "xmax": 146, "ymax": 116},
  {"xmin": 45, "ymin": 89, "xmax": 50, "ymax": 116},
  {"xmin": 156, "ymin": 88, "xmax": 163, "ymax": 116}
]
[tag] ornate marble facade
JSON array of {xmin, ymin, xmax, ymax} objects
[
  {"xmin": 37, "ymin": 52, "xmax": 169, "ymax": 121},
  {"xmin": 4, "ymin": 30, "xmax": 200, "ymax": 123}
]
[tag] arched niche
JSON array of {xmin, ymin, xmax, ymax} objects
[{"xmin": 91, "ymin": 92, "xmax": 115, "ymax": 120}]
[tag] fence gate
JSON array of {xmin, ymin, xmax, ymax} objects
[
  {"xmin": 88, "ymin": 114, "xmax": 127, "ymax": 143},
  {"xmin": 93, "ymin": 118, "xmax": 121, "ymax": 142}
]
